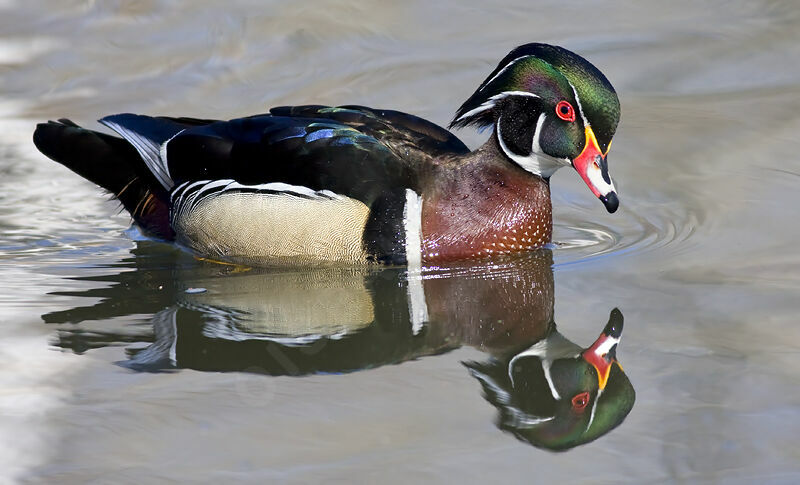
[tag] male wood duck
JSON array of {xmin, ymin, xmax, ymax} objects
[
  {"xmin": 466, "ymin": 309, "xmax": 634, "ymax": 451},
  {"xmin": 33, "ymin": 43, "xmax": 620, "ymax": 267}
]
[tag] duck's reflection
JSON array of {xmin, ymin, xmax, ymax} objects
[
  {"xmin": 44, "ymin": 244, "xmax": 634, "ymax": 451},
  {"xmin": 466, "ymin": 309, "xmax": 634, "ymax": 451}
]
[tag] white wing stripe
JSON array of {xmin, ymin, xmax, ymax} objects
[
  {"xmin": 159, "ymin": 129, "xmax": 185, "ymax": 184},
  {"xmin": 101, "ymin": 120, "xmax": 174, "ymax": 190}
]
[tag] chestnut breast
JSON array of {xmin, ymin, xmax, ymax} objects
[{"xmin": 420, "ymin": 167, "xmax": 552, "ymax": 263}]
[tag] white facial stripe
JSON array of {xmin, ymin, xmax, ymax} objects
[
  {"xmin": 454, "ymin": 104, "xmax": 494, "ymax": 123},
  {"xmin": 454, "ymin": 91, "xmax": 540, "ymax": 124},
  {"xmin": 479, "ymin": 55, "xmax": 531, "ymax": 91},
  {"xmin": 496, "ymin": 114, "xmax": 570, "ymax": 178},
  {"xmin": 500, "ymin": 91, "xmax": 541, "ymax": 99},
  {"xmin": 568, "ymin": 81, "xmax": 590, "ymax": 127}
]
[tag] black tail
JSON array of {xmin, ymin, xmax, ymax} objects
[{"xmin": 32, "ymin": 119, "xmax": 175, "ymax": 240}]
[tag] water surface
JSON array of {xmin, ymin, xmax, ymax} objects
[{"xmin": 1, "ymin": 0, "xmax": 800, "ymax": 483}]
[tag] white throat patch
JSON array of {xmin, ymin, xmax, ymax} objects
[{"xmin": 496, "ymin": 113, "xmax": 570, "ymax": 178}]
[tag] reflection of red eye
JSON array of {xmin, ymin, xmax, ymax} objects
[
  {"xmin": 556, "ymin": 101, "xmax": 576, "ymax": 122},
  {"xmin": 571, "ymin": 391, "xmax": 590, "ymax": 412}
]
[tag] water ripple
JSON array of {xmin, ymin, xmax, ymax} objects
[{"xmin": 552, "ymin": 190, "xmax": 701, "ymax": 267}]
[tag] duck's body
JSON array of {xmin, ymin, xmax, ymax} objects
[
  {"xmin": 33, "ymin": 43, "xmax": 620, "ymax": 267},
  {"xmin": 419, "ymin": 141, "xmax": 553, "ymax": 262}
]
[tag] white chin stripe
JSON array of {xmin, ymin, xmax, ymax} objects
[{"xmin": 496, "ymin": 114, "xmax": 569, "ymax": 178}]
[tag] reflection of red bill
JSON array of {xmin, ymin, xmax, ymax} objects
[
  {"xmin": 572, "ymin": 126, "xmax": 618, "ymax": 213},
  {"xmin": 581, "ymin": 312, "xmax": 623, "ymax": 389}
]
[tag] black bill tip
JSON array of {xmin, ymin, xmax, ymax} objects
[
  {"xmin": 603, "ymin": 308, "xmax": 624, "ymax": 339},
  {"xmin": 600, "ymin": 191, "xmax": 619, "ymax": 213}
]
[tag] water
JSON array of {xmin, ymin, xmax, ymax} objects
[{"xmin": 2, "ymin": 0, "xmax": 800, "ymax": 482}]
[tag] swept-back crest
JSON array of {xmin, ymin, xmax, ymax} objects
[{"xmin": 450, "ymin": 43, "xmax": 619, "ymax": 149}]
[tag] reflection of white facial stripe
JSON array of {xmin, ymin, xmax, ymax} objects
[
  {"xmin": 586, "ymin": 388, "xmax": 601, "ymax": 432},
  {"xmin": 497, "ymin": 114, "xmax": 570, "ymax": 178},
  {"xmin": 585, "ymin": 158, "xmax": 616, "ymax": 196},
  {"xmin": 467, "ymin": 366, "xmax": 555, "ymax": 428},
  {"xmin": 583, "ymin": 335, "xmax": 620, "ymax": 432}
]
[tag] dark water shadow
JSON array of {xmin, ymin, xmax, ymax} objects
[{"xmin": 42, "ymin": 243, "xmax": 634, "ymax": 451}]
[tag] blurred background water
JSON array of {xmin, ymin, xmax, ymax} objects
[{"xmin": 1, "ymin": 0, "xmax": 800, "ymax": 483}]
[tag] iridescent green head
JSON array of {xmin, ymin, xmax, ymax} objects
[
  {"xmin": 451, "ymin": 43, "xmax": 621, "ymax": 213},
  {"xmin": 465, "ymin": 309, "xmax": 635, "ymax": 451}
]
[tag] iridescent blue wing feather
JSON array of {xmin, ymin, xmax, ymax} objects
[{"xmin": 145, "ymin": 105, "xmax": 469, "ymax": 205}]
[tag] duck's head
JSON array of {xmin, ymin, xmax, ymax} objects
[
  {"xmin": 451, "ymin": 43, "xmax": 620, "ymax": 213},
  {"xmin": 465, "ymin": 309, "xmax": 634, "ymax": 451}
]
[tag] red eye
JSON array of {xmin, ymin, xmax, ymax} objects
[
  {"xmin": 556, "ymin": 101, "xmax": 576, "ymax": 122},
  {"xmin": 571, "ymin": 391, "xmax": 590, "ymax": 412}
]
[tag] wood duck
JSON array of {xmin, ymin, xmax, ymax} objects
[
  {"xmin": 33, "ymin": 43, "xmax": 620, "ymax": 267},
  {"xmin": 46, "ymin": 245, "xmax": 633, "ymax": 450},
  {"xmin": 466, "ymin": 309, "xmax": 634, "ymax": 451}
]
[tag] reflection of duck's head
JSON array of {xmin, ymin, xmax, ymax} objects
[{"xmin": 465, "ymin": 308, "xmax": 634, "ymax": 451}]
